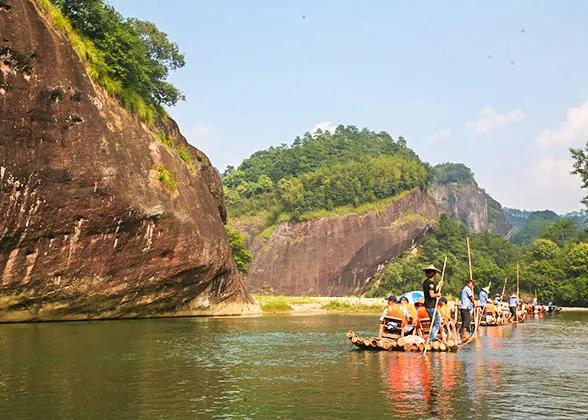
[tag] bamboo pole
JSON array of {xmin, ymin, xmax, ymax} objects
[
  {"xmin": 467, "ymin": 237, "xmax": 473, "ymax": 281},
  {"xmin": 516, "ymin": 264, "xmax": 520, "ymax": 324},
  {"xmin": 423, "ymin": 256, "xmax": 447, "ymax": 357}
]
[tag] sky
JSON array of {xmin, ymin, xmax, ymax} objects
[{"xmin": 110, "ymin": 0, "xmax": 588, "ymax": 213}]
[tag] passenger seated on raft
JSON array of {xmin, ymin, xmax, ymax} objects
[
  {"xmin": 399, "ymin": 296, "xmax": 417, "ymax": 335},
  {"xmin": 415, "ymin": 299, "xmax": 431, "ymax": 335},
  {"xmin": 380, "ymin": 296, "xmax": 405, "ymax": 333}
]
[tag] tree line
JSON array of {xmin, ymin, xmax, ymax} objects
[{"xmin": 369, "ymin": 214, "xmax": 588, "ymax": 306}]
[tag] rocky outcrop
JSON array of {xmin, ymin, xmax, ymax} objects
[
  {"xmin": 234, "ymin": 190, "xmax": 440, "ymax": 296},
  {"xmin": 432, "ymin": 183, "xmax": 512, "ymax": 236},
  {"xmin": 0, "ymin": 0, "xmax": 258, "ymax": 322}
]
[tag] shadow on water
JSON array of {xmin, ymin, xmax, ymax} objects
[{"xmin": 0, "ymin": 313, "xmax": 587, "ymax": 419}]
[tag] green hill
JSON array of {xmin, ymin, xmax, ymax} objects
[{"xmin": 222, "ymin": 126, "xmax": 430, "ymax": 222}]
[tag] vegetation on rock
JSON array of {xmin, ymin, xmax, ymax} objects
[
  {"xmin": 432, "ymin": 163, "xmax": 477, "ymax": 185},
  {"xmin": 226, "ymin": 228, "xmax": 253, "ymax": 274},
  {"xmin": 41, "ymin": 0, "xmax": 185, "ymax": 122}
]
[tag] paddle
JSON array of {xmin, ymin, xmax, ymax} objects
[{"xmin": 423, "ymin": 256, "xmax": 447, "ymax": 357}]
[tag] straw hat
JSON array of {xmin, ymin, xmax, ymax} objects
[
  {"xmin": 482, "ymin": 287, "xmax": 490, "ymax": 293},
  {"xmin": 422, "ymin": 264, "xmax": 442, "ymax": 273}
]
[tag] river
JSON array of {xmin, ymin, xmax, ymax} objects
[{"xmin": 0, "ymin": 312, "xmax": 587, "ymax": 419}]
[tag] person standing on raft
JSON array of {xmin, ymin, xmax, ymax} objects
[
  {"xmin": 422, "ymin": 264, "xmax": 443, "ymax": 342},
  {"xmin": 509, "ymin": 294, "xmax": 519, "ymax": 320},
  {"xmin": 460, "ymin": 279, "xmax": 475, "ymax": 340},
  {"xmin": 479, "ymin": 286, "xmax": 489, "ymax": 310}
]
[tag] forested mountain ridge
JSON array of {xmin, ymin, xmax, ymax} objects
[
  {"xmin": 224, "ymin": 126, "xmax": 513, "ymax": 296},
  {"xmin": 222, "ymin": 126, "xmax": 429, "ymax": 223}
]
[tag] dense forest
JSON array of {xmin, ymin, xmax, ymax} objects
[
  {"xmin": 367, "ymin": 215, "xmax": 588, "ymax": 306},
  {"xmin": 504, "ymin": 208, "xmax": 588, "ymax": 245},
  {"xmin": 222, "ymin": 126, "xmax": 431, "ymax": 222},
  {"xmin": 44, "ymin": 0, "xmax": 185, "ymax": 122}
]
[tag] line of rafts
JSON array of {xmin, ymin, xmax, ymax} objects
[{"xmin": 347, "ymin": 300, "xmax": 528, "ymax": 353}]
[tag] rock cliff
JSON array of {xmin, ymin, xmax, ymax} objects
[
  {"xmin": 0, "ymin": 0, "xmax": 258, "ymax": 321},
  {"xmin": 234, "ymin": 190, "xmax": 440, "ymax": 296},
  {"xmin": 432, "ymin": 183, "xmax": 512, "ymax": 236}
]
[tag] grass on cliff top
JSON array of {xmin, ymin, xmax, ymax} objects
[
  {"xmin": 156, "ymin": 133, "xmax": 197, "ymax": 171},
  {"xmin": 233, "ymin": 190, "xmax": 419, "ymax": 242},
  {"xmin": 253, "ymin": 295, "xmax": 384, "ymax": 313},
  {"xmin": 36, "ymin": 0, "xmax": 159, "ymax": 124}
]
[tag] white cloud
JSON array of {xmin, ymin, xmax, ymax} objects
[
  {"xmin": 514, "ymin": 157, "xmax": 584, "ymax": 212},
  {"xmin": 312, "ymin": 121, "xmax": 336, "ymax": 134},
  {"xmin": 466, "ymin": 106, "xmax": 525, "ymax": 134},
  {"xmin": 536, "ymin": 101, "xmax": 588, "ymax": 148},
  {"xmin": 426, "ymin": 129, "xmax": 451, "ymax": 145}
]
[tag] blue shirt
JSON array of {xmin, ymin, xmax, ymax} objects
[
  {"xmin": 479, "ymin": 290, "xmax": 489, "ymax": 307},
  {"xmin": 460, "ymin": 286, "xmax": 473, "ymax": 310},
  {"xmin": 509, "ymin": 297, "xmax": 519, "ymax": 307}
]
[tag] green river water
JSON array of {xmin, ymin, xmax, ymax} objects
[{"xmin": 0, "ymin": 312, "xmax": 587, "ymax": 419}]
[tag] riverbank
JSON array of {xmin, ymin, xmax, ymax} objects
[
  {"xmin": 561, "ymin": 307, "xmax": 588, "ymax": 312},
  {"xmin": 252, "ymin": 295, "xmax": 384, "ymax": 314}
]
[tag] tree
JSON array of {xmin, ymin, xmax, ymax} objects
[
  {"xmin": 51, "ymin": 0, "xmax": 185, "ymax": 110},
  {"xmin": 225, "ymin": 228, "xmax": 253, "ymax": 274},
  {"xmin": 571, "ymin": 140, "xmax": 588, "ymax": 208}
]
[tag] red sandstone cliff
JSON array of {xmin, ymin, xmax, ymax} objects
[
  {"xmin": 0, "ymin": 0, "xmax": 258, "ymax": 321},
  {"xmin": 233, "ymin": 190, "xmax": 440, "ymax": 296}
]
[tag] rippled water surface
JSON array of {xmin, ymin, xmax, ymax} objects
[{"xmin": 0, "ymin": 312, "xmax": 587, "ymax": 419}]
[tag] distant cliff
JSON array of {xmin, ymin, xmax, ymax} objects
[
  {"xmin": 232, "ymin": 190, "xmax": 440, "ymax": 296},
  {"xmin": 0, "ymin": 0, "xmax": 258, "ymax": 321},
  {"xmin": 432, "ymin": 183, "xmax": 512, "ymax": 236}
]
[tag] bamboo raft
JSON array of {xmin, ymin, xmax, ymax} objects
[{"xmin": 346, "ymin": 330, "xmax": 461, "ymax": 352}]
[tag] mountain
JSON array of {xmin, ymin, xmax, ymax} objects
[
  {"xmin": 224, "ymin": 128, "xmax": 512, "ymax": 296},
  {"xmin": 504, "ymin": 208, "xmax": 588, "ymax": 246},
  {"xmin": 0, "ymin": 0, "xmax": 258, "ymax": 321}
]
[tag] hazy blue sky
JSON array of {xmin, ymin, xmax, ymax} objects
[{"xmin": 110, "ymin": 0, "xmax": 588, "ymax": 213}]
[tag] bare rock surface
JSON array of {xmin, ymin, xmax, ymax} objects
[{"xmin": 0, "ymin": 0, "xmax": 258, "ymax": 321}]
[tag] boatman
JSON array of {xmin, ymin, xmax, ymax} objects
[
  {"xmin": 460, "ymin": 279, "xmax": 475, "ymax": 340},
  {"xmin": 479, "ymin": 286, "xmax": 490, "ymax": 311},
  {"xmin": 509, "ymin": 294, "xmax": 519, "ymax": 319},
  {"xmin": 422, "ymin": 264, "xmax": 443, "ymax": 342}
]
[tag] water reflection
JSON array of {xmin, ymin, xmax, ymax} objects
[{"xmin": 0, "ymin": 314, "xmax": 587, "ymax": 419}]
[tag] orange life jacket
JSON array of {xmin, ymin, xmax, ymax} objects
[{"xmin": 386, "ymin": 303, "xmax": 404, "ymax": 319}]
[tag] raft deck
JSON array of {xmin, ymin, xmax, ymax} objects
[{"xmin": 347, "ymin": 330, "xmax": 462, "ymax": 352}]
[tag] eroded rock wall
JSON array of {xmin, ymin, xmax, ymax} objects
[
  {"xmin": 432, "ymin": 183, "xmax": 512, "ymax": 236},
  {"xmin": 235, "ymin": 190, "xmax": 440, "ymax": 296},
  {"xmin": 0, "ymin": 0, "xmax": 258, "ymax": 321}
]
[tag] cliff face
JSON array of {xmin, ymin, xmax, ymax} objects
[
  {"xmin": 0, "ymin": 0, "xmax": 258, "ymax": 321},
  {"xmin": 234, "ymin": 190, "xmax": 440, "ymax": 296},
  {"xmin": 432, "ymin": 183, "xmax": 512, "ymax": 236}
]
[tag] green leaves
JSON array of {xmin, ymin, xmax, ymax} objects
[
  {"xmin": 226, "ymin": 228, "xmax": 253, "ymax": 274},
  {"xmin": 50, "ymin": 0, "xmax": 185, "ymax": 117},
  {"xmin": 222, "ymin": 126, "xmax": 430, "ymax": 221}
]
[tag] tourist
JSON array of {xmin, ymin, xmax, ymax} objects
[
  {"xmin": 494, "ymin": 293, "xmax": 501, "ymax": 304},
  {"xmin": 509, "ymin": 294, "xmax": 519, "ymax": 319},
  {"xmin": 380, "ymin": 295, "xmax": 398, "ymax": 321},
  {"xmin": 438, "ymin": 297, "xmax": 453, "ymax": 340},
  {"xmin": 479, "ymin": 286, "xmax": 489, "ymax": 309},
  {"xmin": 460, "ymin": 279, "xmax": 475, "ymax": 340},
  {"xmin": 422, "ymin": 264, "xmax": 443, "ymax": 342}
]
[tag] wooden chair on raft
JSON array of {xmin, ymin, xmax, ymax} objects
[
  {"xmin": 417, "ymin": 317, "xmax": 431, "ymax": 337},
  {"xmin": 378, "ymin": 316, "xmax": 405, "ymax": 339}
]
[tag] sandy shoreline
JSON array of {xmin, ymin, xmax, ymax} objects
[{"xmin": 560, "ymin": 307, "xmax": 588, "ymax": 312}]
